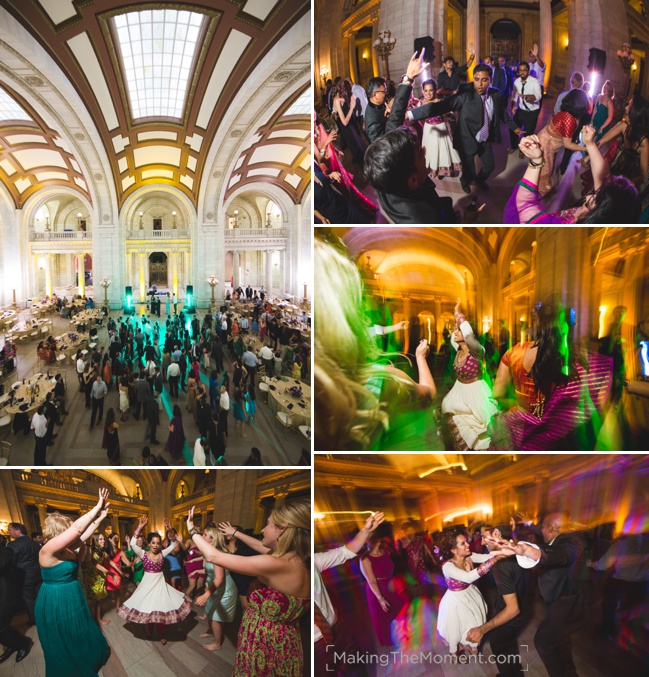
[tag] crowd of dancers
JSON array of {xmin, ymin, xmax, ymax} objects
[
  {"xmin": 0, "ymin": 489, "xmax": 311, "ymax": 676},
  {"xmin": 315, "ymin": 511, "xmax": 649, "ymax": 676},
  {"xmin": 314, "ymin": 42, "xmax": 649, "ymax": 224},
  {"xmin": 315, "ymin": 237, "xmax": 647, "ymax": 451},
  {"xmin": 21, "ymin": 290, "xmax": 310, "ymax": 466}
]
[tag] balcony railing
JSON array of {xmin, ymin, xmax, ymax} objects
[
  {"xmin": 226, "ymin": 228, "xmax": 287, "ymax": 238},
  {"xmin": 126, "ymin": 229, "xmax": 190, "ymax": 239},
  {"xmin": 14, "ymin": 470, "xmax": 146, "ymax": 504},
  {"xmin": 30, "ymin": 229, "xmax": 90, "ymax": 241}
]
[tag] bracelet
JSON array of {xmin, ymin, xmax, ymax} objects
[
  {"xmin": 190, "ymin": 528, "xmax": 201, "ymax": 537},
  {"xmin": 232, "ymin": 529, "xmax": 238, "ymax": 538},
  {"xmin": 529, "ymin": 158, "xmax": 545, "ymax": 168}
]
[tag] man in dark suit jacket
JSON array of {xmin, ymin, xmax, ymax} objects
[
  {"xmin": 485, "ymin": 55, "xmax": 507, "ymax": 99},
  {"xmin": 6, "ymin": 523, "xmax": 42, "ymax": 626},
  {"xmin": 408, "ymin": 64, "xmax": 522, "ymax": 193},
  {"xmin": 491, "ymin": 513, "xmax": 588, "ymax": 677},
  {"xmin": 364, "ymin": 50, "xmax": 428, "ymax": 143}
]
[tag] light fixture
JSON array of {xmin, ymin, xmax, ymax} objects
[
  {"xmin": 207, "ymin": 275, "xmax": 219, "ymax": 308},
  {"xmin": 233, "ymin": 209, "xmax": 239, "ymax": 228},
  {"xmin": 172, "ymin": 210, "xmax": 177, "ymax": 229},
  {"xmin": 138, "ymin": 211, "xmax": 144, "ymax": 229}
]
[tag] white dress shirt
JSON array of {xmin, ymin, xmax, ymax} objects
[{"xmin": 513, "ymin": 76, "xmax": 542, "ymax": 112}]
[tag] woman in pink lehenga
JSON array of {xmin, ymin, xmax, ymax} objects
[{"xmin": 314, "ymin": 112, "xmax": 377, "ymax": 216}]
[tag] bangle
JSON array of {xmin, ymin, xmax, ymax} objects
[
  {"xmin": 190, "ymin": 528, "xmax": 201, "ymax": 537},
  {"xmin": 232, "ymin": 529, "xmax": 238, "ymax": 538},
  {"xmin": 529, "ymin": 158, "xmax": 545, "ymax": 168}
]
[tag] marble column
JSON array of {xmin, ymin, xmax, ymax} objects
[
  {"xmin": 167, "ymin": 251, "xmax": 172, "ymax": 290},
  {"xmin": 144, "ymin": 254, "xmax": 149, "ymax": 292},
  {"xmin": 347, "ymin": 31, "xmax": 358, "ymax": 84},
  {"xmin": 78, "ymin": 253, "xmax": 85, "ymax": 297},
  {"xmin": 172, "ymin": 252, "xmax": 179, "ymax": 296},
  {"xmin": 44, "ymin": 254, "xmax": 52, "ymax": 297},
  {"xmin": 36, "ymin": 502, "xmax": 48, "ymax": 528},
  {"xmin": 371, "ymin": 22, "xmax": 380, "ymax": 77},
  {"xmin": 139, "ymin": 252, "xmax": 146, "ymax": 302},
  {"xmin": 434, "ymin": 297, "xmax": 442, "ymax": 351},
  {"xmin": 110, "ymin": 511, "xmax": 119, "ymax": 536},
  {"xmin": 232, "ymin": 250, "xmax": 240, "ymax": 289},
  {"xmin": 279, "ymin": 250, "xmax": 286, "ymax": 296},
  {"xmin": 539, "ymin": 0, "xmax": 552, "ymax": 91},
  {"xmin": 265, "ymin": 249, "xmax": 273, "ymax": 294},
  {"xmin": 466, "ymin": 0, "xmax": 480, "ymax": 80}
]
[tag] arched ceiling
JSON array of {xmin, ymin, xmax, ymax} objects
[
  {"xmin": 0, "ymin": 82, "xmax": 90, "ymax": 207},
  {"xmin": 0, "ymin": 0, "xmax": 310, "ymax": 210}
]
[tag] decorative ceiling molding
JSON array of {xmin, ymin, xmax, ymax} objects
[
  {"xmin": 224, "ymin": 86, "xmax": 310, "ymax": 205},
  {"xmin": 0, "ymin": 81, "xmax": 91, "ymax": 208},
  {"xmin": 1, "ymin": 0, "xmax": 310, "ymax": 209}
]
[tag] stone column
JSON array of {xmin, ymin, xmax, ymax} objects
[
  {"xmin": 434, "ymin": 297, "xmax": 442, "ymax": 351},
  {"xmin": 643, "ymin": 43, "xmax": 649, "ymax": 98},
  {"xmin": 279, "ymin": 249, "xmax": 286, "ymax": 296},
  {"xmin": 139, "ymin": 252, "xmax": 146, "ymax": 302},
  {"xmin": 233, "ymin": 250, "xmax": 240, "ymax": 289},
  {"xmin": 144, "ymin": 254, "xmax": 149, "ymax": 292},
  {"xmin": 402, "ymin": 296, "xmax": 411, "ymax": 353},
  {"xmin": 44, "ymin": 254, "xmax": 52, "ymax": 297},
  {"xmin": 110, "ymin": 511, "xmax": 119, "ymax": 536},
  {"xmin": 371, "ymin": 22, "xmax": 380, "ymax": 77},
  {"xmin": 265, "ymin": 249, "xmax": 273, "ymax": 294},
  {"xmin": 78, "ymin": 253, "xmax": 85, "ymax": 297},
  {"xmin": 36, "ymin": 502, "xmax": 48, "ymax": 528},
  {"xmin": 172, "ymin": 252, "xmax": 179, "ymax": 296},
  {"xmin": 347, "ymin": 31, "xmax": 358, "ymax": 84},
  {"xmin": 167, "ymin": 251, "xmax": 172, "ymax": 290},
  {"xmin": 466, "ymin": 0, "xmax": 480, "ymax": 80},
  {"xmin": 539, "ymin": 0, "xmax": 552, "ymax": 91}
]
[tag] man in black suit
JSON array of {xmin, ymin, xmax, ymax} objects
[
  {"xmin": 490, "ymin": 513, "xmax": 588, "ymax": 677},
  {"xmin": 468, "ymin": 524, "xmax": 533, "ymax": 676},
  {"xmin": 408, "ymin": 64, "xmax": 522, "ymax": 193},
  {"xmin": 364, "ymin": 50, "xmax": 427, "ymax": 143},
  {"xmin": 498, "ymin": 55, "xmax": 515, "ymax": 100},
  {"xmin": 484, "ymin": 55, "xmax": 507, "ymax": 99},
  {"xmin": 6, "ymin": 523, "xmax": 42, "ymax": 626}
]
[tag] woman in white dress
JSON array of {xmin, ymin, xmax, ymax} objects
[
  {"xmin": 419, "ymin": 79, "xmax": 462, "ymax": 178},
  {"xmin": 437, "ymin": 531, "xmax": 506, "ymax": 655},
  {"xmin": 441, "ymin": 300, "xmax": 498, "ymax": 450},
  {"xmin": 117, "ymin": 516, "xmax": 192, "ymax": 644}
]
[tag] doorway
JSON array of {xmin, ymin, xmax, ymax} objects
[
  {"xmin": 490, "ymin": 19, "xmax": 522, "ymax": 66},
  {"xmin": 149, "ymin": 252, "xmax": 168, "ymax": 286}
]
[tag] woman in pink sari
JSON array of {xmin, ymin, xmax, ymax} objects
[{"xmin": 314, "ymin": 112, "xmax": 377, "ymax": 216}]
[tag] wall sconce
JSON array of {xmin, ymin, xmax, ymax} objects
[
  {"xmin": 45, "ymin": 215, "xmax": 51, "ymax": 232},
  {"xmin": 172, "ymin": 210, "xmax": 177, "ymax": 229},
  {"xmin": 633, "ymin": 63, "xmax": 638, "ymax": 71},
  {"xmin": 138, "ymin": 211, "xmax": 144, "ymax": 229},
  {"xmin": 233, "ymin": 209, "xmax": 239, "ymax": 228},
  {"xmin": 565, "ymin": 38, "xmax": 569, "ymax": 50},
  {"xmin": 0, "ymin": 520, "xmax": 8, "ymax": 535},
  {"xmin": 362, "ymin": 51, "xmax": 368, "ymax": 61},
  {"xmin": 319, "ymin": 65, "xmax": 329, "ymax": 87}
]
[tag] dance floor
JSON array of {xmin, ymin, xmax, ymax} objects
[
  {"xmin": 1, "ymin": 308, "xmax": 306, "ymax": 466},
  {"xmin": 0, "ymin": 594, "xmax": 310, "ymax": 677},
  {"xmin": 352, "ymin": 98, "xmax": 589, "ymax": 224},
  {"xmin": 323, "ymin": 570, "xmax": 647, "ymax": 677}
]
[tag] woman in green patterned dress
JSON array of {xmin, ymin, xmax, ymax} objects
[
  {"xmin": 35, "ymin": 489, "xmax": 111, "ymax": 677},
  {"xmin": 182, "ymin": 499, "xmax": 310, "ymax": 676},
  {"xmin": 81, "ymin": 532, "xmax": 111, "ymax": 625}
]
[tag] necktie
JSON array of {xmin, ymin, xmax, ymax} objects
[
  {"xmin": 478, "ymin": 94, "xmax": 489, "ymax": 142},
  {"xmin": 521, "ymin": 81, "xmax": 530, "ymax": 110},
  {"xmin": 314, "ymin": 602, "xmax": 334, "ymax": 645}
]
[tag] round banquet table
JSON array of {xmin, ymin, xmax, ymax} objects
[{"xmin": 266, "ymin": 377, "xmax": 311, "ymax": 427}]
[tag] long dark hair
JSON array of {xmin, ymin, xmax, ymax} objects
[
  {"xmin": 560, "ymin": 89, "xmax": 589, "ymax": 119},
  {"xmin": 529, "ymin": 299, "xmax": 585, "ymax": 398},
  {"xmin": 626, "ymin": 94, "xmax": 649, "ymax": 147},
  {"xmin": 577, "ymin": 175, "xmax": 639, "ymax": 224},
  {"xmin": 438, "ymin": 530, "xmax": 463, "ymax": 562}
]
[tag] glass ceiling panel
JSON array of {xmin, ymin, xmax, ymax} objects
[
  {"xmin": 284, "ymin": 89, "xmax": 310, "ymax": 116},
  {"xmin": 113, "ymin": 9, "xmax": 204, "ymax": 119},
  {"xmin": 0, "ymin": 88, "xmax": 33, "ymax": 122}
]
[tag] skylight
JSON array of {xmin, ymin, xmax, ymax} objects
[
  {"xmin": 113, "ymin": 9, "xmax": 204, "ymax": 119},
  {"xmin": 0, "ymin": 88, "xmax": 33, "ymax": 122},
  {"xmin": 284, "ymin": 89, "xmax": 311, "ymax": 116}
]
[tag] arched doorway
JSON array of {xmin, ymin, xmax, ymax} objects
[
  {"xmin": 490, "ymin": 19, "xmax": 522, "ymax": 66},
  {"xmin": 149, "ymin": 252, "xmax": 168, "ymax": 286}
]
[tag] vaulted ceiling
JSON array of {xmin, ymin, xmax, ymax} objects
[{"xmin": 0, "ymin": 0, "xmax": 310, "ymax": 211}]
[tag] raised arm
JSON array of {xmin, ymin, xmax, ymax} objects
[
  {"xmin": 346, "ymin": 512, "xmax": 386, "ymax": 554},
  {"xmin": 40, "ymin": 489, "xmax": 109, "ymax": 562},
  {"xmin": 582, "ymin": 125, "xmax": 609, "ymax": 191},
  {"xmin": 79, "ymin": 504, "xmax": 111, "ymax": 543},
  {"xmin": 219, "ymin": 522, "xmax": 270, "ymax": 554},
  {"xmin": 414, "ymin": 339, "xmax": 437, "ymax": 399},
  {"xmin": 442, "ymin": 554, "xmax": 504, "ymax": 584},
  {"xmin": 129, "ymin": 515, "xmax": 148, "ymax": 558}
]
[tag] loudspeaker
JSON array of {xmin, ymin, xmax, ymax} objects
[
  {"xmin": 587, "ymin": 47, "xmax": 606, "ymax": 73},
  {"xmin": 414, "ymin": 36, "xmax": 435, "ymax": 62},
  {"xmin": 186, "ymin": 285, "xmax": 193, "ymax": 296}
]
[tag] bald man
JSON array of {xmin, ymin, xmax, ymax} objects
[{"xmin": 488, "ymin": 513, "xmax": 588, "ymax": 677}]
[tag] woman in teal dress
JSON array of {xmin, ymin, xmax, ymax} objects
[
  {"xmin": 195, "ymin": 526, "xmax": 238, "ymax": 651},
  {"xmin": 592, "ymin": 80, "xmax": 615, "ymax": 141},
  {"xmin": 35, "ymin": 489, "xmax": 111, "ymax": 677},
  {"xmin": 181, "ymin": 500, "xmax": 310, "ymax": 676}
]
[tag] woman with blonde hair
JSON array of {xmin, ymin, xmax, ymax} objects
[
  {"xmin": 193, "ymin": 526, "xmax": 238, "ymax": 651},
  {"xmin": 315, "ymin": 237, "xmax": 439, "ymax": 451},
  {"xmin": 592, "ymin": 79, "xmax": 615, "ymax": 141},
  {"xmin": 34, "ymin": 489, "xmax": 111, "ymax": 677},
  {"xmin": 181, "ymin": 499, "xmax": 310, "ymax": 676}
]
